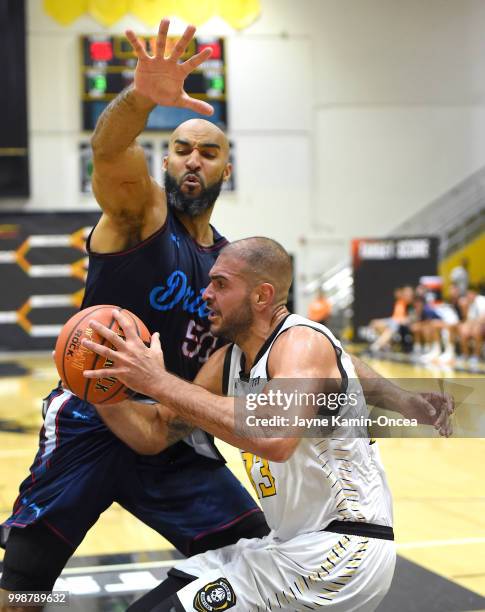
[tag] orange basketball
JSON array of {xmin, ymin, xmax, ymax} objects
[{"xmin": 54, "ymin": 305, "xmax": 151, "ymax": 405}]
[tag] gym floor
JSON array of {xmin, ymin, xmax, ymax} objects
[{"xmin": 0, "ymin": 354, "xmax": 484, "ymax": 611}]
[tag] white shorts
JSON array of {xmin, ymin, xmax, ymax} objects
[
  {"xmin": 434, "ymin": 304, "xmax": 459, "ymax": 325},
  {"xmin": 173, "ymin": 530, "xmax": 396, "ymax": 611}
]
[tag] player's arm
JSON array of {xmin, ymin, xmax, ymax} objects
[
  {"xmin": 94, "ymin": 346, "xmax": 226, "ymax": 455},
  {"xmin": 350, "ymin": 355, "xmax": 453, "ymax": 436},
  {"xmin": 246, "ymin": 325, "xmax": 343, "ymax": 461},
  {"xmin": 89, "ymin": 19, "xmax": 214, "ymax": 252},
  {"xmin": 84, "ymin": 316, "xmax": 341, "ymax": 462},
  {"xmin": 90, "ymin": 87, "xmax": 157, "ymax": 237},
  {"xmin": 94, "ymin": 399, "xmax": 191, "ymax": 455}
]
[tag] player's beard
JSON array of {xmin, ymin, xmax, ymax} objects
[
  {"xmin": 210, "ymin": 294, "xmax": 254, "ymax": 344},
  {"xmin": 164, "ymin": 171, "xmax": 224, "ymax": 218}
]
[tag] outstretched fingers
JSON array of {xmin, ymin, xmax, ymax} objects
[
  {"xmin": 182, "ymin": 46, "xmax": 213, "ymax": 74},
  {"xmin": 155, "ymin": 18, "xmax": 169, "ymax": 58},
  {"xmin": 125, "ymin": 30, "xmax": 149, "ymax": 60},
  {"xmin": 169, "ymin": 24, "xmax": 196, "ymax": 62}
]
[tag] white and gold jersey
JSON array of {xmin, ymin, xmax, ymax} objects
[
  {"xmin": 223, "ymin": 314, "xmax": 393, "ymax": 541},
  {"xmin": 173, "ymin": 314, "xmax": 396, "ymax": 611}
]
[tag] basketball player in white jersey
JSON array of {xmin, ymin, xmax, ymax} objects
[{"xmin": 82, "ymin": 236, "xmax": 401, "ymax": 611}]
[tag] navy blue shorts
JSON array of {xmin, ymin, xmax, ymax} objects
[{"xmin": 2, "ymin": 388, "xmax": 264, "ymax": 554}]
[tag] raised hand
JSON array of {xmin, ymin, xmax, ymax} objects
[{"xmin": 126, "ymin": 18, "xmax": 214, "ymax": 115}]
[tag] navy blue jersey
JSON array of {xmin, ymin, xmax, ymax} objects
[
  {"xmin": 1, "ymin": 210, "xmax": 270, "ymax": 548},
  {"xmin": 82, "ymin": 209, "xmax": 228, "ymax": 382}
]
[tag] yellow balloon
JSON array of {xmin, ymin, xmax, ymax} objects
[
  {"xmin": 44, "ymin": 0, "xmax": 261, "ymax": 29},
  {"xmin": 88, "ymin": 0, "xmax": 130, "ymax": 26},
  {"xmin": 173, "ymin": 0, "xmax": 218, "ymax": 26},
  {"xmin": 129, "ymin": 0, "xmax": 174, "ymax": 27},
  {"xmin": 43, "ymin": 0, "xmax": 87, "ymax": 25},
  {"xmin": 219, "ymin": 0, "xmax": 261, "ymax": 30}
]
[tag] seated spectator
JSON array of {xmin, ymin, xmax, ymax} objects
[
  {"xmin": 410, "ymin": 283, "xmax": 462, "ymax": 363},
  {"xmin": 457, "ymin": 287, "xmax": 485, "ymax": 370},
  {"xmin": 448, "ymin": 283, "xmax": 466, "ymax": 323},
  {"xmin": 369, "ymin": 286, "xmax": 413, "ymax": 352},
  {"xmin": 450, "ymin": 257, "xmax": 469, "ymax": 297},
  {"xmin": 433, "ymin": 285, "xmax": 463, "ymax": 364},
  {"xmin": 410, "ymin": 295, "xmax": 441, "ymax": 360}
]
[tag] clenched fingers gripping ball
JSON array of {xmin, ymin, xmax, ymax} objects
[{"xmin": 54, "ymin": 305, "xmax": 150, "ymax": 404}]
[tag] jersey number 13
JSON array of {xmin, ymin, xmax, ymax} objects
[{"xmin": 242, "ymin": 452, "xmax": 277, "ymax": 499}]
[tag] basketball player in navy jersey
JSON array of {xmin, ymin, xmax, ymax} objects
[{"xmin": 0, "ymin": 20, "xmax": 269, "ymax": 605}]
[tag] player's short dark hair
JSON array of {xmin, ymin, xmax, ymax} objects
[{"xmin": 221, "ymin": 237, "xmax": 292, "ymax": 304}]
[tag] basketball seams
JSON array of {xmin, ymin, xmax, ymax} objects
[
  {"xmin": 57, "ymin": 305, "xmax": 148, "ymax": 405},
  {"xmin": 60, "ymin": 304, "xmax": 113, "ymax": 395}
]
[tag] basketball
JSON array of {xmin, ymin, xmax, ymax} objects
[{"xmin": 54, "ymin": 305, "xmax": 151, "ymax": 404}]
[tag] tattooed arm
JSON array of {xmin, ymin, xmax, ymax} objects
[
  {"xmin": 90, "ymin": 86, "xmax": 157, "ymax": 253},
  {"xmin": 94, "ymin": 345, "xmax": 227, "ymax": 455},
  {"xmin": 89, "ymin": 19, "xmax": 213, "ymax": 254},
  {"xmin": 95, "ymin": 400, "xmax": 195, "ymax": 455}
]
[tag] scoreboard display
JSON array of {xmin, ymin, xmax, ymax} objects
[
  {"xmin": 352, "ymin": 236, "xmax": 439, "ymax": 340},
  {"xmin": 81, "ymin": 35, "xmax": 227, "ymax": 131}
]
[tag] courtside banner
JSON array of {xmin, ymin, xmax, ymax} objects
[
  {"xmin": 0, "ymin": 211, "xmax": 100, "ymax": 351},
  {"xmin": 352, "ymin": 236, "xmax": 439, "ymax": 340}
]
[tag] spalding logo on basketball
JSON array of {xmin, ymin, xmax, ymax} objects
[
  {"xmin": 193, "ymin": 577, "xmax": 236, "ymax": 612},
  {"xmin": 54, "ymin": 304, "xmax": 151, "ymax": 404}
]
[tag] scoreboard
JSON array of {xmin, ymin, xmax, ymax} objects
[
  {"xmin": 81, "ymin": 35, "xmax": 227, "ymax": 131},
  {"xmin": 352, "ymin": 236, "xmax": 439, "ymax": 340}
]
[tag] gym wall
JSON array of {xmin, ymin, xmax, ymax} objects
[{"xmin": 4, "ymin": 0, "xmax": 485, "ymax": 303}]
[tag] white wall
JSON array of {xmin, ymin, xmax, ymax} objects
[
  {"xmin": 16, "ymin": 0, "xmax": 485, "ymax": 308},
  {"xmin": 310, "ymin": 0, "xmax": 485, "ymax": 277}
]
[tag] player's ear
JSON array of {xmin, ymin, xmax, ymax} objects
[
  {"xmin": 162, "ymin": 156, "xmax": 168, "ymax": 171},
  {"xmin": 254, "ymin": 283, "xmax": 275, "ymax": 309},
  {"xmin": 222, "ymin": 162, "xmax": 232, "ymax": 182}
]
